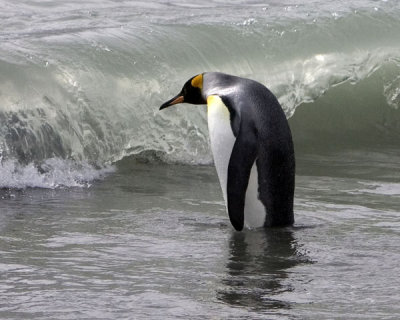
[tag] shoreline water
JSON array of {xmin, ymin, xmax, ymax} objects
[{"xmin": 1, "ymin": 155, "xmax": 400, "ymax": 319}]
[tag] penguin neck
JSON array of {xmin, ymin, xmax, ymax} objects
[{"xmin": 202, "ymin": 72, "xmax": 239, "ymax": 100}]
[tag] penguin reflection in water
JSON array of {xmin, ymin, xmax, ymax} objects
[{"xmin": 160, "ymin": 72, "xmax": 295, "ymax": 231}]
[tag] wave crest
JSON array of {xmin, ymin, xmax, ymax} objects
[{"xmin": 1, "ymin": 7, "xmax": 400, "ymax": 188}]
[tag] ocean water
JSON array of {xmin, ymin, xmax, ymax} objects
[{"xmin": 1, "ymin": 0, "xmax": 400, "ymax": 319}]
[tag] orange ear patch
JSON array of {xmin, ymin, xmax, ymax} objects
[{"xmin": 191, "ymin": 74, "xmax": 203, "ymax": 89}]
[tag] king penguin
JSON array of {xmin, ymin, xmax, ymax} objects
[{"xmin": 160, "ymin": 72, "xmax": 295, "ymax": 231}]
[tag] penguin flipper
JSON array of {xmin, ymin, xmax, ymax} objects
[{"xmin": 227, "ymin": 127, "xmax": 257, "ymax": 231}]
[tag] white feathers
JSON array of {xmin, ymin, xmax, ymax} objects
[
  {"xmin": 207, "ymin": 95, "xmax": 266, "ymax": 229},
  {"xmin": 244, "ymin": 163, "xmax": 267, "ymax": 228},
  {"xmin": 207, "ymin": 95, "xmax": 235, "ymax": 205}
]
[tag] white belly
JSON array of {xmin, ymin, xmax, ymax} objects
[
  {"xmin": 207, "ymin": 95, "xmax": 266, "ymax": 229},
  {"xmin": 244, "ymin": 163, "xmax": 268, "ymax": 228}
]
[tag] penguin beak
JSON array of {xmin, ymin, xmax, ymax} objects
[{"xmin": 159, "ymin": 94, "xmax": 184, "ymax": 110}]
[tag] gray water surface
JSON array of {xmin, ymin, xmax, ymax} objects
[{"xmin": 1, "ymin": 152, "xmax": 399, "ymax": 319}]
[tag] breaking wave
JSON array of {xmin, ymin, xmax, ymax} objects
[{"xmin": 1, "ymin": 0, "xmax": 400, "ymax": 188}]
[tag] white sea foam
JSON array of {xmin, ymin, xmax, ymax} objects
[{"xmin": 0, "ymin": 158, "xmax": 114, "ymax": 189}]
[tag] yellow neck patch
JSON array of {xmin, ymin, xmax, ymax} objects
[
  {"xmin": 191, "ymin": 74, "xmax": 203, "ymax": 89},
  {"xmin": 207, "ymin": 95, "xmax": 230, "ymax": 117},
  {"xmin": 207, "ymin": 95, "xmax": 219, "ymax": 108}
]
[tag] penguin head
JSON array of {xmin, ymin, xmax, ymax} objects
[{"xmin": 159, "ymin": 74, "xmax": 206, "ymax": 110}]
